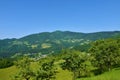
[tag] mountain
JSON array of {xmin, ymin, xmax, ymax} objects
[{"xmin": 0, "ymin": 31, "xmax": 120, "ymax": 58}]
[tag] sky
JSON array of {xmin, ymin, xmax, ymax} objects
[{"xmin": 0, "ymin": 0, "xmax": 120, "ymax": 39}]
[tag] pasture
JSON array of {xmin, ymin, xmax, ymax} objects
[{"xmin": 0, "ymin": 64, "xmax": 120, "ymax": 80}]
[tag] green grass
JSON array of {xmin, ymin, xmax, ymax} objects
[
  {"xmin": 77, "ymin": 68, "xmax": 120, "ymax": 80},
  {"xmin": 0, "ymin": 62, "xmax": 72, "ymax": 80},
  {"xmin": 0, "ymin": 63, "xmax": 120, "ymax": 80},
  {"xmin": 0, "ymin": 66, "xmax": 17, "ymax": 80},
  {"xmin": 56, "ymin": 67, "xmax": 72, "ymax": 80}
]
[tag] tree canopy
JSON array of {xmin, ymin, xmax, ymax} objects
[{"xmin": 89, "ymin": 39, "xmax": 120, "ymax": 73}]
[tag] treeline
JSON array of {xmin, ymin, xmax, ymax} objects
[
  {"xmin": 0, "ymin": 58, "xmax": 13, "ymax": 68},
  {"xmin": 12, "ymin": 38, "xmax": 120, "ymax": 80}
]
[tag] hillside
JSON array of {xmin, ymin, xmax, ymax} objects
[
  {"xmin": 0, "ymin": 63, "xmax": 120, "ymax": 80},
  {"xmin": 0, "ymin": 31, "xmax": 120, "ymax": 57},
  {"xmin": 77, "ymin": 68, "xmax": 120, "ymax": 80}
]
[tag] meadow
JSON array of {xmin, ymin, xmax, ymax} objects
[
  {"xmin": 0, "ymin": 63, "xmax": 120, "ymax": 80},
  {"xmin": 0, "ymin": 62, "xmax": 72, "ymax": 80}
]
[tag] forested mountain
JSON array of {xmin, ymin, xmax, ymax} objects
[{"xmin": 0, "ymin": 31, "xmax": 120, "ymax": 57}]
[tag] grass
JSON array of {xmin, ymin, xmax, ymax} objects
[
  {"xmin": 56, "ymin": 67, "xmax": 72, "ymax": 80},
  {"xmin": 0, "ymin": 62, "xmax": 120, "ymax": 80},
  {"xmin": 0, "ymin": 66, "xmax": 17, "ymax": 80},
  {"xmin": 77, "ymin": 68, "xmax": 120, "ymax": 80},
  {"xmin": 0, "ymin": 61, "xmax": 72, "ymax": 80}
]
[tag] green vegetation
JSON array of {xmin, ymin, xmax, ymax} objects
[
  {"xmin": 61, "ymin": 50, "xmax": 92, "ymax": 80},
  {"xmin": 0, "ymin": 58, "xmax": 13, "ymax": 68},
  {"xmin": 35, "ymin": 58, "xmax": 57, "ymax": 80},
  {"xmin": 89, "ymin": 39, "xmax": 120, "ymax": 73},
  {"xmin": 0, "ymin": 66, "xmax": 17, "ymax": 80},
  {"xmin": 77, "ymin": 68, "xmax": 120, "ymax": 80},
  {"xmin": 13, "ymin": 56, "xmax": 34, "ymax": 80},
  {"xmin": 0, "ymin": 64, "xmax": 120, "ymax": 80},
  {"xmin": 0, "ymin": 32, "xmax": 120, "ymax": 80},
  {"xmin": 0, "ymin": 31, "xmax": 120, "ymax": 57}
]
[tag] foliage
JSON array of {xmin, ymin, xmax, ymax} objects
[
  {"xmin": 77, "ymin": 68, "xmax": 120, "ymax": 80},
  {"xmin": 13, "ymin": 56, "xmax": 34, "ymax": 80},
  {"xmin": 1, "ymin": 33, "xmax": 120, "ymax": 80},
  {"xmin": 73, "ymin": 44, "xmax": 91, "ymax": 52},
  {"xmin": 1, "ymin": 31, "xmax": 120, "ymax": 57},
  {"xmin": 89, "ymin": 39, "xmax": 120, "ymax": 73},
  {"xmin": 0, "ymin": 58, "xmax": 13, "ymax": 68},
  {"xmin": 1, "ymin": 63, "xmax": 120, "ymax": 80},
  {"xmin": 35, "ymin": 57, "xmax": 57, "ymax": 80},
  {"xmin": 61, "ymin": 50, "xmax": 92, "ymax": 80},
  {"xmin": 13, "ymin": 55, "xmax": 57, "ymax": 80}
]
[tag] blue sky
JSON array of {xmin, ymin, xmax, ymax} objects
[{"xmin": 0, "ymin": 0, "xmax": 120, "ymax": 39}]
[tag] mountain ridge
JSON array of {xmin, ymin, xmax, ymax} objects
[{"xmin": 0, "ymin": 30, "xmax": 119, "ymax": 40}]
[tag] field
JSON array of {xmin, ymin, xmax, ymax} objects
[
  {"xmin": 0, "ymin": 64, "xmax": 120, "ymax": 80},
  {"xmin": 0, "ymin": 66, "xmax": 17, "ymax": 80},
  {"xmin": 77, "ymin": 68, "xmax": 120, "ymax": 80},
  {"xmin": 0, "ymin": 65, "xmax": 72, "ymax": 80}
]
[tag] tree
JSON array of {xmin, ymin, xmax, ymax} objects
[
  {"xmin": 35, "ymin": 57, "xmax": 57, "ymax": 80},
  {"xmin": 61, "ymin": 50, "xmax": 92, "ymax": 80},
  {"xmin": 13, "ymin": 56, "xmax": 34, "ymax": 80},
  {"xmin": 89, "ymin": 39, "xmax": 120, "ymax": 73}
]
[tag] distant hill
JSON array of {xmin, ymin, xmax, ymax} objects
[{"xmin": 0, "ymin": 31, "xmax": 120, "ymax": 58}]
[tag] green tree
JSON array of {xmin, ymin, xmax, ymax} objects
[
  {"xmin": 13, "ymin": 56, "xmax": 34, "ymax": 80},
  {"xmin": 61, "ymin": 50, "xmax": 92, "ymax": 80},
  {"xmin": 89, "ymin": 39, "xmax": 120, "ymax": 73},
  {"xmin": 35, "ymin": 57, "xmax": 57, "ymax": 80}
]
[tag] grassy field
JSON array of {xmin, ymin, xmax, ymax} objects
[
  {"xmin": 0, "ymin": 65, "xmax": 72, "ymax": 80},
  {"xmin": 0, "ymin": 63, "xmax": 120, "ymax": 80},
  {"xmin": 0, "ymin": 61, "xmax": 72, "ymax": 80},
  {"xmin": 77, "ymin": 68, "xmax": 120, "ymax": 80},
  {"xmin": 0, "ymin": 66, "xmax": 17, "ymax": 80}
]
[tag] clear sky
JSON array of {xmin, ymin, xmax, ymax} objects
[{"xmin": 0, "ymin": 0, "xmax": 120, "ymax": 39}]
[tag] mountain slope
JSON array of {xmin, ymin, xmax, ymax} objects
[{"xmin": 0, "ymin": 31, "xmax": 120, "ymax": 57}]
